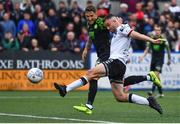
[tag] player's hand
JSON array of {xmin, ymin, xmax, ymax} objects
[
  {"xmin": 151, "ymin": 39, "xmax": 161, "ymax": 44},
  {"xmin": 116, "ymin": 17, "xmax": 123, "ymax": 24},
  {"xmin": 82, "ymin": 49, "xmax": 88, "ymax": 62},
  {"xmin": 167, "ymin": 60, "xmax": 171, "ymax": 65}
]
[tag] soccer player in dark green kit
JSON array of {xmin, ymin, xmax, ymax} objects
[
  {"xmin": 140, "ymin": 25, "xmax": 171, "ymax": 98},
  {"xmin": 54, "ymin": 6, "xmax": 162, "ymax": 114}
]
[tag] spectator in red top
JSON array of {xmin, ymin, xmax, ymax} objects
[
  {"xmin": 121, "ymin": 0, "xmax": 141, "ymax": 13},
  {"xmin": 17, "ymin": 11, "xmax": 35, "ymax": 36},
  {"xmin": 97, "ymin": 0, "xmax": 111, "ymax": 17},
  {"xmin": 18, "ymin": 23, "xmax": 32, "ymax": 52},
  {"xmin": 135, "ymin": 2, "xmax": 144, "ymax": 21}
]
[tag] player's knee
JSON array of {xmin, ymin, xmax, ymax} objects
[
  {"xmin": 114, "ymin": 95, "xmax": 126, "ymax": 102},
  {"xmin": 86, "ymin": 69, "xmax": 97, "ymax": 79}
]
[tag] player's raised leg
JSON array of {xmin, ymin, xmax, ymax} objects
[
  {"xmin": 54, "ymin": 63, "xmax": 106, "ymax": 97},
  {"xmin": 111, "ymin": 82, "xmax": 163, "ymax": 114},
  {"xmin": 124, "ymin": 71, "xmax": 162, "ymax": 87}
]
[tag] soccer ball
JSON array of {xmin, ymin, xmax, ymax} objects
[{"xmin": 27, "ymin": 68, "xmax": 43, "ymax": 84}]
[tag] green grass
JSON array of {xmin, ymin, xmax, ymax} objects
[{"xmin": 0, "ymin": 90, "xmax": 179, "ymax": 123}]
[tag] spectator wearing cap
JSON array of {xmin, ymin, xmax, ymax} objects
[
  {"xmin": 64, "ymin": 31, "xmax": 80, "ymax": 53},
  {"xmin": 117, "ymin": 3, "xmax": 129, "ymax": 22},
  {"xmin": 36, "ymin": 21, "xmax": 52, "ymax": 49},
  {"xmin": 0, "ymin": 12, "xmax": 16, "ymax": 37},
  {"xmin": 17, "ymin": 11, "xmax": 35, "ymax": 36}
]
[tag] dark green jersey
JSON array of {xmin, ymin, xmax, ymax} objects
[
  {"xmin": 88, "ymin": 17, "xmax": 110, "ymax": 60},
  {"xmin": 149, "ymin": 35, "xmax": 169, "ymax": 60}
]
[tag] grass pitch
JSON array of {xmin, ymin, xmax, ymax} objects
[{"xmin": 0, "ymin": 90, "xmax": 179, "ymax": 123}]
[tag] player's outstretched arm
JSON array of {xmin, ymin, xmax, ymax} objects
[
  {"xmin": 165, "ymin": 40, "xmax": 171, "ymax": 65},
  {"xmin": 129, "ymin": 31, "xmax": 160, "ymax": 44},
  {"xmin": 82, "ymin": 38, "xmax": 92, "ymax": 62},
  {"xmin": 139, "ymin": 44, "xmax": 149, "ymax": 62}
]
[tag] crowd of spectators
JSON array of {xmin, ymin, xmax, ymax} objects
[
  {"xmin": 0, "ymin": 0, "xmax": 180, "ymax": 53},
  {"xmin": 119, "ymin": 0, "xmax": 180, "ymax": 51}
]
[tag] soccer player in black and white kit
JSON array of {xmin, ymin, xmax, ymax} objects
[{"xmin": 54, "ymin": 14, "xmax": 163, "ymax": 114}]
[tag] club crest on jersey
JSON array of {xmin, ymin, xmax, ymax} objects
[
  {"xmin": 119, "ymin": 26, "xmax": 124, "ymax": 32},
  {"xmin": 94, "ymin": 24, "xmax": 98, "ymax": 29}
]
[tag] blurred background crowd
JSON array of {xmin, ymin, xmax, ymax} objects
[{"xmin": 0, "ymin": 0, "xmax": 179, "ymax": 53}]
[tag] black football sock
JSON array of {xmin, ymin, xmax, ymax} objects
[
  {"xmin": 157, "ymin": 86, "xmax": 163, "ymax": 94},
  {"xmin": 152, "ymin": 84, "xmax": 156, "ymax": 93},
  {"xmin": 124, "ymin": 76, "xmax": 147, "ymax": 87},
  {"xmin": 87, "ymin": 80, "xmax": 98, "ymax": 105}
]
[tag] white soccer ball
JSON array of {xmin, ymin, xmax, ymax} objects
[{"xmin": 27, "ymin": 68, "xmax": 43, "ymax": 84}]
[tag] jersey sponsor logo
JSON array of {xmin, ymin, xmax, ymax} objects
[
  {"xmin": 89, "ymin": 31, "xmax": 95, "ymax": 39},
  {"xmin": 153, "ymin": 45, "xmax": 161, "ymax": 51},
  {"xmin": 94, "ymin": 24, "xmax": 98, "ymax": 29},
  {"xmin": 119, "ymin": 26, "xmax": 124, "ymax": 32}
]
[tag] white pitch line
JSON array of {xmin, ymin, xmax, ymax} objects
[{"xmin": 0, "ymin": 112, "xmax": 114, "ymax": 123}]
